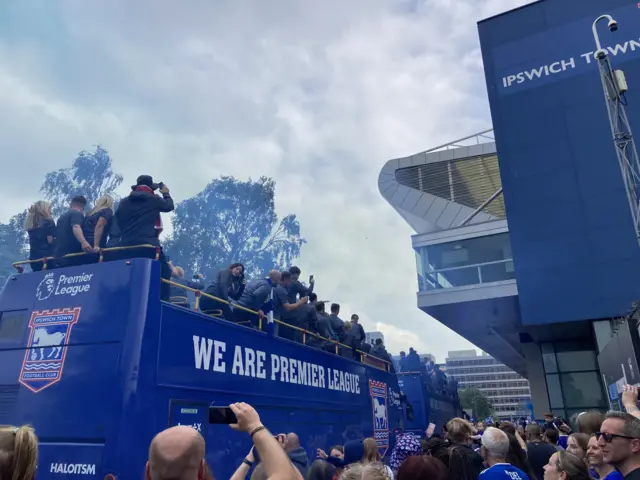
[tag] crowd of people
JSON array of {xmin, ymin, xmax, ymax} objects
[
  {"xmin": 21, "ymin": 175, "xmax": 393, "ymax": 365},
  {"xmin": 5, "ymin": 387, "xmax": 640, "ymax": 480}
]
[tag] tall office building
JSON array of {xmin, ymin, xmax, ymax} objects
[
  {"xmin": 379, "ymin": 0, "xmax": 640, "ymax": 418},
  {"xmin": 446, "ymin": 350, "xmax": 531, "ymax": 420}
]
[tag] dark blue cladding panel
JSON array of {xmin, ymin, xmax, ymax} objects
[{"xmin": 479, "ymin": 0, "xmax": 640, "ymax": 325}]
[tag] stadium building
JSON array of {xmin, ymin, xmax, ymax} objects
[{"xmin": 379, "ymin": 0, "xmax": 640, "ymax": 419}]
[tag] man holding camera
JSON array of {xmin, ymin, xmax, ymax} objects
[{"xmin": 115, "ymin": 175, "xmax": 175, "ymax": 301}]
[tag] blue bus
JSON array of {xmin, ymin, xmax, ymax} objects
[
  {"xmin": 0, "ymin": 247, "xmax": 404, "ymax": 479},
  {"xmin": 398, "ymin": 372, "xmax": 462, "ymax": 436}
]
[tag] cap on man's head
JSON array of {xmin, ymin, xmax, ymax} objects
[
  {"xmin": 132, "ymin": 175, "xmax": 157, "ymax": 191},
  {"xmin": 71, "ymin": 195, "xmax": 87, "ymax": 206}
]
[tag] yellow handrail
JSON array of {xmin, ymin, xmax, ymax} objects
[
  {"xmin": 12, "ymin": 244, "xmax": 160, "ymax": 273},
  {"xmin": 161, "ymin": 278, "xmax": 392, "ymax": 372},
  {"xmin": 10, "ymin": 249, "xmax": 392, "ymax": 372}
]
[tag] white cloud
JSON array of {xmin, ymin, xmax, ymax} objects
[{"xmin": 0, "ymin": 0, "xmax": 533, "ymax": 361}]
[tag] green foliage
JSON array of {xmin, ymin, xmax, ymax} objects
[
  {"xmin": 459, "ymin": 388, "xmax": 494, "ymax": 419},
  {"xmin": 165, "ymin": 176, "xmax": 305, "ymax": 277},
  {"xmin": 41, "ymin": 145, "xmax": 123, "ymax": 217}
]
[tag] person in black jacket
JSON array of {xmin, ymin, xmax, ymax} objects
[
  {"xmin": 350, "ymin": 314, "xmax": 366, "ymax": 348},
  {"xmin": 200, "ymin": 263, "xmax": 245, "ymax": 320},
  {"xmin": 115, "ymin": 175, "xmax": 174, "ymax": 301},
  {"xmin": 25, "ymin": 200, "xmax": 56, "ymax": 271},
  {"xmin": 55, "ymin": 195, "xmax": 92, "ymax": 268}
]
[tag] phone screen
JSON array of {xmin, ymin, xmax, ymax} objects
[{"xmin": 208, "ymin": 407, "xmax": 238, "ymax": 424}]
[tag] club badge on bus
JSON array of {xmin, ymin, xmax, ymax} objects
[
  {"xmin": 19, "ymin": 307, "xmax": 81, "ymax": 393},
  {"xmin": 369, "ymin": 379, "xmax": 389, "ymax": 457}
]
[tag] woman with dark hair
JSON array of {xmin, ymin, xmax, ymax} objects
[
  {"xmin": 200, "ymin": 263, "xmax": 245, "ymax": 319},
  {"xmin": 505, "ymin": 432, "xmax": 537, "ymax": 480},
  {"xmin": 397, "ymin": 455, "xmax": 451, "ymax": 480},
  {"xmin": 500, "ymin": 422, "xmax": 517, "ymax": 436}
]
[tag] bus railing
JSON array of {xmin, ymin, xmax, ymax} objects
[
  {"xmin": 160, "ymin": 278, "xmax": 392, "ymax": 372},
  {"xmin": 9, "ymin": 246, "xmax": 391, "ymax": 372},
  {"xmin": 11, "ymin": 244, "xmax": 160, "ymax": 273}
]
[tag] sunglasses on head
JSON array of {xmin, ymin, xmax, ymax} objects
[{"xmin": 596, "ymin": 432, "xmax": 638, "ymax": 442}]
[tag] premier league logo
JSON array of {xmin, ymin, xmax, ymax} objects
[
  {"xmin": 36, "ymin": 272, "xmax": 56, "ymax": 301},
  {"xmin": 369, "ymin": 380, "xmax": 389, "ymax": 457},
  {"xmin": 19, "ymin": 308, "xmax": 81, "ymax": 393}
]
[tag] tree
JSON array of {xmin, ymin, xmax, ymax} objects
[
  {"xmin": 0, "ymin": 146, "xmax": 123, "ymax": 286},
  {"xmin": 0, "ymin": 211, "xmax": 28, "ymax": 286},
  {"xmin": 459, "ymin": 388, "xmax": 494, "ymax": 420},
  {"xmin": 41, "ymin": 145, "xmax": 123, "ymax": 217},
  {"xmin": 165, "ymin": 176, "xmax": 305, "ymax": 277}
]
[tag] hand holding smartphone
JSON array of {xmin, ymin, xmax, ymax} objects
[{"xmin": 209, "ymin": 406, "xmax": 238, "ymax": 424}]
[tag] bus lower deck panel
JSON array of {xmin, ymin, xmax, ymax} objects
[{"xmin": 0, "ymin": 259, "xmax": 406, "ymax": 479}]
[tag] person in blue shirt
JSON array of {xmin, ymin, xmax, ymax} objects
[
  {"xmin": 480, "ymin": 427, "xmax": 529, "ymax": 480},
  {"xmin": 587, "ymin": 434, "xmax": 624, "ymax": 480}
]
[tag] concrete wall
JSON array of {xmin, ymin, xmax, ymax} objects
[{"xmin": 522, "ymin": 342, "xmax": 550, "ymax": 417}]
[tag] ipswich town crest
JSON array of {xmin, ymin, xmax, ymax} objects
[
  {"xmin": 369, "ymin": 379, "xmax": 389, "ymax": 457},
  {"xmin": 19, "ymin": 308, "xmax": 81, "ymax": 393}
]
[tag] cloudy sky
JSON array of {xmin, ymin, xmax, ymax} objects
[{"xmin": 0, "ymin": 0, "xmax": 532, "ymax": 361}]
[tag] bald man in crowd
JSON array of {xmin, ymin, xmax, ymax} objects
[
  {"xmin": 147, "ymin": 403, "xmax": 301, "ymax": 480},
  {"xmin": 285, "ymin": 432, "xmax": 309, "ymax": 478},
  {"xmin": 146, "ymin": 425, "xmax": 206, "ymax": 480}
]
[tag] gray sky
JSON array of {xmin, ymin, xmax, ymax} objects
[{"xmin": 0, "ymin": 0, "xmax": 532, "ymax": 361}]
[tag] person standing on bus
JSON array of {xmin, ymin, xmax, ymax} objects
[
  {"xmin": 350, "ymin": 314, "xmax": 366, "ymax": 347},
  {"xmin": 25, "ymin": 200, "xmax": 56, "ymax": 271},
  {"xmin": 82, "ymin": 194, "xmax": 115, "ymax": 257},
  {"xmin": 287, "ymin": 266, "xmax": 314, "ymax": 301},
  {"xmin": 329, "ymin": 303, "xmax": 345, "ymax": 341},
  {"xmin": 55, "ymin": 195, "xmax": 93, "ymax": 268},
  {"xmin": 273, "ymin": 271, "xmax": 307, "ymax": 340},
  {"xmin": 115, "ymin": 175, "xmax": 174, "ymax": 301}
]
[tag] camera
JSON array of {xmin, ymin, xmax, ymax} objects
[
  {"xmin": 157, "ymin": 182, "xmax": 165, "ymax": 190},
  {"xmin": 608, "ymin": 19, "xmax": 618, "ymax": 32}
]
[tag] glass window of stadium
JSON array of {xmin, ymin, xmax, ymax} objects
[
  {"xmin": 414, "ymin": 233, "xmax": 515, "ymax": 290},
  {"xmin": 541, "ymin": 341, "xmax": 607, "ymax": 419}
]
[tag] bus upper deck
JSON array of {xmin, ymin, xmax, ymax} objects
[{"xmin": 0, "ymin": 246, "xmax": 401, "ymax": 479}]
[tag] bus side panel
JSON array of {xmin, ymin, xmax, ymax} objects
[
  {"xmin": 398, "ymin": 374, "xmax": 428, "ymax": 432},
  {"xmin": 0, "ymin": 344, "xmax": 121, "ymax": 438},
  {"xmin": 0, "ymin": 260, "xmax": 157, "ymax": 478},
  {"xmin": 111, "ymin": 303, "xmax": 402, "ymax": 480}
]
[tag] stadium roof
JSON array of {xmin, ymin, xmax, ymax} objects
[{"xmin": 378, "ymin": 129, "xmax": 505, "ymax": 234}]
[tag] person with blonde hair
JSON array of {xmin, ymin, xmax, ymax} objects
[
  {"xmin": 0, "ymin": 424, "xmax": 39, "ymax": 480},
  {"xmin": 445, "ymin": 418, "xmax": 484, "ymax": 479},
  {"xmin": 24, "ymin": 200, "xmax": 55, "ymax": 271},
  {"xmin": 82, "ymin": 194, "xmax": 115, "ymax": 253},
  {"xmin": 543, "ymin": 450, "xmax": 591, "ymax": 480},
  {"xmin": 340, "ymin": 462, "xmax": 391, "ymax": 480},
  {"xmin": 362, "ymin": 438, "xmax": 394, "ymax": 479}
]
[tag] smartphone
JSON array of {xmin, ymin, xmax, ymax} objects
[
  {"xmin": 208, "ymin": 406, "xmax": 237, "ymax": 424},
  {"xmin": 309, "ymin": 275, "xmax": 314, "ymax": 283}
]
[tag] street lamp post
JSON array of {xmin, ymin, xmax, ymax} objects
[{"xmin": 592, "ymin": 15, "xmax": 640, "ymax": 246}]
